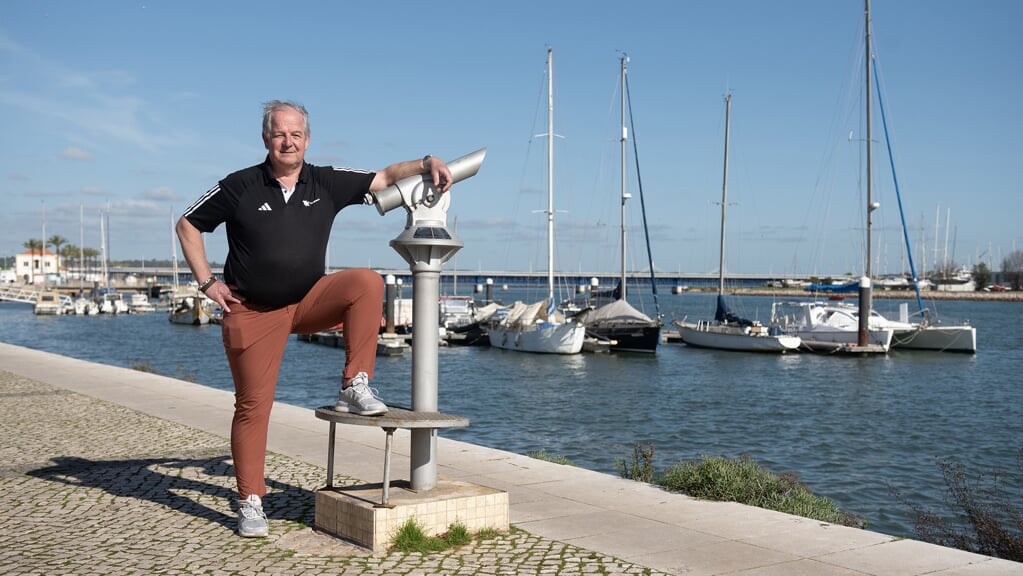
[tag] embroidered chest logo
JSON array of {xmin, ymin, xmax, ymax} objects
[
  {"xmin": 302, "ymin": 198, "xmax": 321, "ymax": 207},
  {"xmin": 258, "ymin": 203, "xmax": 272, "ymax": 212}
]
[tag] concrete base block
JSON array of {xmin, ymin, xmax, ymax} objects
[{"xmin": 315, "ymin": 478, "xmax": 508, "ymax": 553}]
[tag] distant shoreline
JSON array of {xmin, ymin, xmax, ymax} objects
[{"xmin": 718, "ymin": 287, "xmax": 1023, "ymax": 303}]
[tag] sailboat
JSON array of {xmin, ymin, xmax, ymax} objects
[
  {"xmin": 167, "ymin": 209, "xmax": 213, "ymax": 325},
  {"xmin": 771, "ymin": 0, "xmax": 894, "ymax": 353},
  {"xmin": 486, "ymin": 48, "xmax": 586, "ymax": 355},
  {"xmin": 674, "ymin": 94, "xmax": 800, "ymax": 353},
  {"xmin": 867, "ymin": 44, "xmax": 976, "ymax": 353},
  {"xmin": 570, "ymin": 55, "xmax": 662, "ymax": 354},
  {"xmin": 71, "ymin": 204, "xmax": 98, "ymax": 315}
]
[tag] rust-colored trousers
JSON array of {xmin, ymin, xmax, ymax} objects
[{"xmin": 220, "ymin": 268, "xmax": 384, "ymax": 498}]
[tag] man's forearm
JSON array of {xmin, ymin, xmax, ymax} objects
[
  {"xmin": 175, "ymin": 217, "xmax": 213, "ymax": 282},
  {"xmin": 369, "ymin": 158, "xmax": 429, "ymax": 193}
]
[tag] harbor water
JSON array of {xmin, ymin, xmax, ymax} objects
[{"xmin": 1, "ymin": 291, "xmax": 1020, "ymax": 539}]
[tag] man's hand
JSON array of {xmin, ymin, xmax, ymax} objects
[
  {"xmin": 204, "ymin": 281, "xmax": 244, "ymax": 313},
  {"xmin": 429, "ymin": 157, "xmax": 454, "ymax": 194}
]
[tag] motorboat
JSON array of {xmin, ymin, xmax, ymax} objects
[
  {"xmin": 771, "ymin": 301, "xmax": 894, "ymax": 353},
  {"xmin": 33, "ymin": 290, "xmax": 64, "ymax": 315},
  {"xmin": 128, "ymin": 293, "xmax": 156, "ymax": 313}
]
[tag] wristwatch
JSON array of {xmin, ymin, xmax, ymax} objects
[
  {"xmin": 421, "ymin": 154, "xmax": 432, "ymax": 171},
  {"xmin": 198, "ymin": 276, "xmax": 217, "ymax": 293}
]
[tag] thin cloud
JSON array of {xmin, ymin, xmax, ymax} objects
[
  {"xmin": 142, "ymin": 187, "xmax": 177, "ymax": 201},
  {"xmin": 0, "ymin": 38, "xmax": 183, "ymax": 157},
  {"xmin": 59, "ymin": 146, "xmax": 93, "ymax": 161}
]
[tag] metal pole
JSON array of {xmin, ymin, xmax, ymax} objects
[
  {"xmin": 410, "ymin": 266, "xmax": 440, "ymax": 490},
  {"xmin": 384, "ymin": 274, "xmax": 396, "ymax": 334},
  {"xmin": 858, "ymin": 276, "xmax": 871, "ymax": 347}
]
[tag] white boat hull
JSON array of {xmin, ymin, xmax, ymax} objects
[
  {"xmin": 168, "ymin": 296, "xmax": 212, "ymax": 325},
  {"xmin": 33, "ymin": 304, "xmax": 62, "ymax": 315},
  {"xmin": 892, "ymin": 325, "xmax": 976, "ymax": 353},
  {"xmin": 72, "ymin": 298, "xmax": 99, "ymax": 315},
  {"xmin": 488, "ymin": 322, "xmax": 586, "ymax": 354},
  {"xmin": 33, "ymin": 291, "xmax": 64, "ymax": 315},
  {"xmin": 677, "ymin": 321, "xmax": 801, "ymax": 352}
]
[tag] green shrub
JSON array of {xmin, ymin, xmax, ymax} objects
[
  {"xmin": 130, "ymin": 361, "xmax": 156, "ymax": 373},
  {"xmin": 615, "ymin": 443, "xmax": 656, "ymax": 484},
  {"xmin": 657, "ymin": 454, "xmax": 863, "ymax": 528},
  {"xmin": 527, "ymin": 449, "xmax": 575, "ymax": 466}
]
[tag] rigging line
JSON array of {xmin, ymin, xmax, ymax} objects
[
  {"xmin": 873, "ymin": 56, "xmax": 925, "ymax": 314},
  {"xmin": 623, "ymin": 70, "xmax": 661, "ymax": 318}
]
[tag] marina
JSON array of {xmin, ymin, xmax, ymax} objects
[{"xmin": 0, "ymin": 290, "xmax": 1019, "ymax": 541}]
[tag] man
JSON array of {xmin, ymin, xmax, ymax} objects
[{"xmin": 176, "ymin": 100, "xmax": 452, "ymax": 538}]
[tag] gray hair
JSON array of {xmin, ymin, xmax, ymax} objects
[{"xmin": 261, "ymin": 100, "xmax": 310, "ymax": 137}]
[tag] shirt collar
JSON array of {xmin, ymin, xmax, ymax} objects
[{"xmin": 259, "ymin": 155, "xmax": 309, "ymax": 185}]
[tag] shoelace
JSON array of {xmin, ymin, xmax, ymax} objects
[
  {"xmin": 240, "ymin": 502, "xmax": 266, "ymax": 520},
  {"xmin": 352, "ymin": 383, "xmax": 383, "ymax": 401}
]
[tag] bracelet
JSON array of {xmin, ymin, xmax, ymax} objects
[
  {"xmin": 198, "ymin": 276, "xmax": 217, "ymax": 293},
  {"xmin": 421, "ymin": 154, "xmax": 432, "ymax": 171}
]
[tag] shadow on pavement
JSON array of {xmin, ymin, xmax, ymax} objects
[{"xmin": 27, "ymin": 454, "xmax": 316, "ymax": 531}]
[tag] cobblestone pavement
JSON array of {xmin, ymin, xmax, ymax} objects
[{"xmin": 1, "ymin": 371, "xmax": 668, "ymax": 575}]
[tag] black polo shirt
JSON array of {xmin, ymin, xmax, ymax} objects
[{"xmin": 183, "ymin": 158, "xmax": 376, "ymax": 308}]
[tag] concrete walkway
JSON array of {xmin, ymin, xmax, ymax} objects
[{"xmin": 1, "ymin": 342, "xmax": 1018, "ymax": 575}]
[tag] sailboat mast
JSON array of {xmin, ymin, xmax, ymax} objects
[
  {"xmin": 546, "ymin": 47, "xmax": 555, "ymax": 304},
  {"xmin": 859, "ymin": 0, "xmax": 875, "ymax": 348},
  {"xmin": 79, "ymin": 204, "xmax": 85, "ymax": 294},
  {"xmin": 170, "ymin": 208, "xmax": 179, "ymax": 291},
  {"xmin": 619, "ymin": 54, "xmax": 628, "ymax": 300},
  {"xmin": 100, "ymin": 208, "xmax": 108, "ymax": 289},
  {"xmin": 41, "ymin": 201, "xmax": 46, "ymax": 289},
  {"xmin": 865, "ymin": 0, "xmax": 874, "ymax": 281},
  {"xmin": 718, "ymin": 93, "xmax": 731, "ymax": 295}
]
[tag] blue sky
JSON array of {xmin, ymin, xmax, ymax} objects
[{"xmin": 2, "ymin": 1, "xmax": 1020, "ymax": 277}]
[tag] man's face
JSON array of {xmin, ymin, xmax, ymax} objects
[{"xmin": 262, "ymin": 107, "xmax": 308, "ymax": 171}]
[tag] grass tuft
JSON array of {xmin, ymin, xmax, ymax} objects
[
  {"xmin": 389, "ymin": 519, "xmax": 491, "ymax": 554},
  {"xmin": 527, "ymin": 449, "xmax": 575, "ymax": 466}
]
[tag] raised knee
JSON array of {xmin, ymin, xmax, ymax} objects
[{"xmin": 357, "ymin": 269, "xmax": 384, "ymax": 297}]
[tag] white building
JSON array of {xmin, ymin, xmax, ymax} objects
[{"xmin": 15, "ymin": 249, "xmax": 59, "ymax": 285}]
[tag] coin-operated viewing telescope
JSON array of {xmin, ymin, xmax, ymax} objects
[
  {"xmin": 369, "ymin": 147, "xmax": 486, "ymax": 491},
  {"xmin": 372, "ymin": 148, "xmax": 486, "ymax": 269}
]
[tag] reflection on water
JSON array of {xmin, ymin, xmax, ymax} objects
[{"xmin": 1, "ymin": 293, "xmax": 1020, "ymax": 539}]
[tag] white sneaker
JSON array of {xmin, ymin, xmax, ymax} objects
[
  {"xmin": 237, "ymin": 494, "xmax": 269, "ymax": 538},
  {"xmin": 335, "ymin": 372, "xmax": 388, "ymax": 416}
]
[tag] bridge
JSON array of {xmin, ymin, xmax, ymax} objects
[
  {"xmin": 0, "ymin": 285, "xmax": 73, "ymax": 308},
  {"xmin": 84, "ymin": 266, "xmax": 812, "ymax": 291},
  {"xmin": 2, "ymin": 267, "xmax": 821, "ymax": 306}
]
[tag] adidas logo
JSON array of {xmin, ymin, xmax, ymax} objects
[{"xmin": 258, "ymin": 203, "xmax": 272, "ymax": 212}]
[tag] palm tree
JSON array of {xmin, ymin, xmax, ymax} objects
[
  {"xmin": 82, "ymin": 247, "xmax": 100, "ymax": 283},
  {"xmin": 22, "ymin": 239, "xmax": 42, "ymax": 283},
  {"xmin": 48, "ymin": 235, "xmax": 68, "ymax": 280},
  {"xmin": 60, "ymin": 244, "xmax": 80, "ymax": 280}
]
